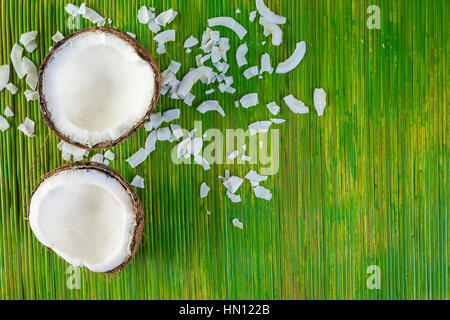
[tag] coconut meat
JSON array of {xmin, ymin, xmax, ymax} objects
[
  {"xmin": 41, "ymin": 31, "xmax": 156, "ymax": 147},
  {"xmin": 29, "ymin": 168, "xmax": 137, "ymax": 273}
]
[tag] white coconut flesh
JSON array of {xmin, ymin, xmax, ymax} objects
[
  {"xmin": 29, "ymin": 168, "xmax": 138, "ymax": 273},
  {"xmin": 41, "ymin": 30, "xmax": 156, "ymax": 147}
]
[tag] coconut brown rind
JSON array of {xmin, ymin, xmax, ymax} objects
[
  {"xmin": 38, "ymin": 27, "xmax": 162, "ymax": 150},
  {"xmin": 29, "ymin": 161, "xmax": 145, "ymax": 273}
]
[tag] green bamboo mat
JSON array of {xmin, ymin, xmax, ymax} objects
[{"xmin": 0, "ymin": 0, "xmax": 448, "ymax": 300}]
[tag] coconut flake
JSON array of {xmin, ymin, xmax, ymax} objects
[
  {"xmin": 4, "ymin": 107, "xmax": 14, "ymax": 117},
  {"xmin": 236, "ymin": 43, "xmax": 248, "ymax": 68},
  {"xmin": 232, "ymin": 218, "xmax": 244, "ymax": 229},
  {"xmin": 200, "ymin": 182, "xmax": 210, "ymax": 198},
  {"xmin": 18, "ymin": 117, "xmax": 35, "ymax": 137},
  {"xmin": 276, "ymin": 41, "xmax": 306, "ymax": 74},
  {"xmin": 11, "ymin": 44, "xmax": 26, "ymax": 79},
  {"xmin": 183, "ymin": 93, "xmax": 196, "ymax": 106},
  {"xmin": 254, "ymin": 186, "xmax": 272, "ymax": 200},
  {"xmin": 149, "ymin": 112, "xmax": 164, "ymax": 129},
  {"xmin": 61, "ymin": 142, "xmax": 88, "ymax": 160},
  {"xmin": 52, "ymin": 31, "xmax": 64, "ymax": 42},
  {"xmin": 255, "ymin": 0, "xmax": 287, "ymax": 24},
  {"xmin": 223, "ymin": 176, "xmax": 244, "ymax": 194},
  {"xmin": 259, "ymin": 17, "xmax": 283, "ymax": 46},
  {"xmin": 270, "ymin": 118, "xmax": 286, "ymax": 124},
  {"xmin": 227, "ymin": 191, "xmax": 242, "ymax": 203},
  {"xmin": 157, "ymin": 127, "xmax": 172, "ymax": 141},
  {"xmin": 243, "ymin": 66, "xmax": 258, "ymax": 79},
  {"xmin": 22, "ymin": 57, "xmax": 38, "ymax": 90},
  {"xmin": 154, "ymin": 30, "xmax": 176, "ymax": 44},
  {"xmin": 245, "ymin": 170, "xmax": 268, "ymax": 182},
  {"xmin": 240, "ymin": 93, "xmax": 259, "ymax": 108},
  {"xmin": 228, "ymin": 150, "xmax": 239, "ymax": 160},
  {"xmin": 170, "ymin": 124, "xmax": 184, "ymax": 140},
  {"xmin": 0, "ymin": 65, "xmax": 10, "ymax": 91},
  {"xmin": 207, "ymin": 17, "xmax": 247, "ymax": 40},
  {"xmin": 131, "ymin": 175, "xmax": 145, "ymax": 189},
  {"xmin": 145, "ymin": 131, "xmax": 157, "ymax": 152},
  {"xmin": 283, "ymin": 95, "xmax": 309, "ymax": 114},
  {"xmin": 5, "ymin": 83, "xmax": 18, "ymax": 95},
  {"xmin": 65, "ymin": 3, "xmax": 79, "ymax": 16},
  {"xmin": 91, "ymin": 153, "xmax": 104, "ymax": 163},
  {"xmin": 137, "ymin": 6, "xmax": 149, "ymax": 24},
  {"xmin": 78, "ymin": 2, "xmax": 86, "ymax": 15},
  {"xmin": 162, "ymin": 109, "xmax": 180, "ymax": 123},
  {"xmin": 205, "ymin": 88, "xmax": 215, "ymax": 95},
  {"xmin": 155, "ymin": 9, "xmax": 177, "ymax": 26},
  {"xmin": 126, "ymin": 32, "xmax": 136, "ymax": 39},
  {"xmin": 249, "ymin": 11, "xmax": 257, "ymax": 22},
  {"xmin": 184, "ymin": 35, "xmax": 199, "ymax": 48},
  {"xmin": 248, "ymin": 121, "xmax": 272, "ymax": 135},
  {"xmin": 178, "ymin": 66, "xmax": 212, "ymax": 98},
  {"xmin": 126, "ymin": 148, "xmax": 150, "ymax": 168},
  {"xmin": 24, "ymin": 90, "xmax": 38, "ymax": 101},
  {"xmin": 0, "ymin": 115, "xmax": 10, "ymax": 132},
  {"xmin": 266, "ymin": 102, "xmax": 280, "ymax": 115},
  {"xmin": 314, "ymin": 88, "xmax": 327, "ymax": 116},
  {"xmin": 20, "ymin": 31, "xmax": 38, "ymax": 46},
  {"xmin": 104, "ymin": 150, "xmax": 115, "ymax": 161},
  {"xmin": 148, "ymin": 19, "xmax": 161, "ymax": 33},
  {"xmin": 197, "ymin": 100, "xmax": 225, "ymax": 117},
  {"xmin": 83, "ymin": 7, "xmax": 106, "ymax": 26},
  {"xmin": 260, "ymin": 53, "xmax": 274, "ymax": 74}
]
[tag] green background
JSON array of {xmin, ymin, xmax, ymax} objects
[{"xmin": 0, "ymin": 0, "xmax": 448, "ymax": 300}]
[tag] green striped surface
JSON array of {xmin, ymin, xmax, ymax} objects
[{"xmin": 0, "ymin": 0, "xmax": 448, "ymax": 300}]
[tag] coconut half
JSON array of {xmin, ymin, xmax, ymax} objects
[
  {"xmin": 38, "ymin": 27, "xmax": 161, "ymax": 149},
  {"xmin": 29, "ymin": 162, "xmax": 144, "ymax": 273}
]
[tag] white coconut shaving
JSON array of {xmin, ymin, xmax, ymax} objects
[
  {"xmin": 0, "ymin": 65, "xmax": 9, "ymax": 91},
  {"xmin": 131, "ymin": 175, "xmax": 145, "ymax": 189},
  {"xmin": 227, "ymin": 191, "xmax": 242, "ymax": 203},
  {"xmin": 65, "ymin": 3, "xmax": 79, "ymax": 16},
  {"xmin": 18, "ymin": 117, "xmax": 35, "ymax": 137},
  {"xmin": 254, "ymin": 186, "xmax": 272, "ymax": 200},
  {"xmin": 184, "ymin": 35, "xmax": 199, "ymax": 48},
  {"xmin": 271, "ymin": 118, "xmax": 286, "ymax": 124},
  {"xmin": 276, "ymin": 41, "xmax": 306, "ymax": 74},
  {"xmin": 248, "ymin": 121, "xmax": 272, "ymax": 135},
  {"xmin": 6, "ymin": 83, "xmax": 18, "ymax": 95},
  {"xmin": 155, "ymin": 9, "xmax": 177, "ymax": 26},
  {"xmin": 154, "ymin": 30, "xmax": 176, "ymax": 44},
  {"xmin": 223, "ymin": 176, "xmax": 244, "ymax": 194},
  {"xmin": 83, "ymin": 7, "xmax": 106, "ymax": 26},
  {"xmin": 58, "ymin": 141, "xmax": 88, "ymax": 161},
  {"xmin": 177, "ymin": 66, "xmax": 212, "ymax": 98},
  {"xmin": 52, "ymin": 31, "xmax": 64, "ymax": 42},
  {"xmin": 183, "ymin": 93, "xmax": 196, "ymax": 106},
  {"xmin": 200, "ymin": 182, "xmax": 210, "ymax": 198},
  {"xmin": 255, "ymin": 0, "xmax": 287, "ymax": 24},
  {"xmin": 245, "ymin": 170, "xmax": 268, "ymax": 183},
  {"xmin": 126, "ymin": 148, "xmax": 150, "ymax": 168},
  {"xmin": 137, "ymin": 6, "xmax": 150, "ymax": 24},
  {"xmin": 243, "ymin": 66, "xmax": 259, "ymax": 79},
  {"xmin": 314, "ymin": 88, "xmax": 327, "ymax": 116},
  {"xmin": 241, "ymin": 155, "xmax": 251, "ymax": 162},
  {"xmin": 266, "ymin": 102, "xmax": 280, "ymax": 115},
  {"xmin": 10, "ymin": 44, "xmax": 26, "ymax": 79},
  {"xmin": 260, "ymin": 53, "xmax": 274, "ymax": 74},
  {"xmin": 126, "ymin": 32, "xmax": 136, "ymax": 39},
  {"xmin": 22, "ymin": 57, "xmax": 38, "ymax": 90},
  {"xmin": 205, "ymin": 88, "xmax": 215, "ymax": 95},
  {"xmin": 90, "ymin": 153, "xmax": 104, "ymax": 163},
  {"xmin": 157, "ymin": 127, "xmax": 172, "ymax": 141},
  {"xmin": 145, "ymin": 131, "xmax": 157, "ymax": 152},
  {"xmin": 207, "ymin": 17, "xmax": 247, "ymax": 40},
  {"xmin": 149, "ymin": 112, "xmax": 164, "ymax": 130},
  {"xmin": 228, "ymin": 150, "xmax": 239, "ymax": 160},
  {"xmin": 232, "ymin": 218, "xmax": 244, "ymax": 229},
  {"xmin": 170, "ymin": 124, "xmax": 184, "ymax": 140},
  {"xmin": 283, "ymin": 95, "xmax": 309, "ymax": 114},
  {"xmin": 0, "ymin": 115, "xmax": 10, "ymax": 132},
  {"xmin": 194, "ymin": 155, "xmax": 211, "ymax": 171},
  {"xmin": 4, "ymin": 107, "xmax": 14, "ymax": 117},
  {"xmin": 240, "ymin": 93, "xmax": 259, "ymax": 108},
  {"xmin": 104, "ymin": 150, "xmax": 115, "ymax": 161},
  {"xmin": 236, "ymin": 43, "xmax": 248, "ymax": 68},
  {"xmin": 162, "ymin": 109, "xmax": 180, "ymax": 123},
  {"xmin": 211, "ymin": 45, "xmax": 221, "ymax": 63},
  {"xmin": 197, "ymin": 100, "xmax": 225, "ymax": 117},
  {"xmin": 259, "ymin": 17, "xmax": 283, "ymax": 46},
  {"xmin": 249, "ymin": 11, "xmax": 257, "ymax": 22},
  {"xmin": 24, "ymin": 90, "xmax": 38, "ymax": 101},
  {"xmin": 20, "ymin": 31, "xmax": 37, "ymax": 47}
]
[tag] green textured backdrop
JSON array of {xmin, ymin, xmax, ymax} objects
[{"xmin": 0, "ymin": 0, "xmax": 448, "ymax": 300}]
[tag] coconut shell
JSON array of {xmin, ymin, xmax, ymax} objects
[
  {"xmin": 38, "ymin": 27, "xmax": 162, "ymax": 150},
  {"xmin": 29, "ymin": 161, "xmax": 145, "ymax": 273}
]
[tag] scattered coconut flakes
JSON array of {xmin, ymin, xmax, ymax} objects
[
  {"xmin": 170, "ymin": 124, "xmax": 184, "ymax": 140},
  {"xmin": 145, "ymin": 131, "xmax": 157, "ymax": 152},
  {"xmin": 83, "ymin": 7, "xmax": 106, "ymax": 26},
  {"xmin": 52, "ymin": 31, "xmax": 64, "ymax": 42},
  {"xmin": 18, "ymin": 117, "xmax": 35, "ymax": 137},
  {"xmin": 260, "ymin": 53, "xmax": 274, "ymax": 74},
  {"xmin": 232, "ymin": 218, "xmax": 244, "ymax": 229},
  {"xmin": 236, "ymin": 43, "xmax": 248, "ymax": 68},
  {"xmin": 254, "ymin": 186, "xmax": 273, "ymax": 200},
  {"xmin": 61, "ymin": 141, "xmax": 87, "ymax": 160},
  {"xmin": 149, "ymin": 112, "xmax": 164, "ymax": 129},
  {"xmin": 207, "ymin": 17, "xmax": 247, "ymax": 40},
  {"xmin": 245, "ymin": 170, "xmax": 268, "ymax": 182},
  {"xmin": 0, "ymin": 115, "xmax": 10, "ymax": 132},
  {"xmin": 22, "ymin": 57, "xmax": 38, "ymax": 90},
  {"xmin": 189, "ymin": 137, "xmax": 203, "ymax": 156},
  {"xmin": 283, "ymin": 95, "xmax": 309, "ymax": 114},
  {"xmin": 20, "ymin": 31, "xmax": 38, "ymax": 47},
  {"xmin": 248, "ymin": 121, "xmax": 272, "ymax": 135},
  {"xmin": 259, "ymin": 17, "xmax": 283, "ymax": 46},
  {"xmin": 241, "ymin": 155, "xmax": 251, "ymax": 162},
  {"xmin": 266, "ymin": 102, "xmax": 280, "ymax": 115},
  {"xmin": 4, "ymin": 107, "xmax": 14, "ymax": 117},
  {"xmin": 131, "ymin": 175, "xmax": 145, "ymax": 189},
  {"xmin": 0, "ymin": 65, "xmax": 10, "ymax": 91},
  {"xmin": 223, "ymin": 176, "xmax": 244, "ymax": 194},
  {"xmin": 205, "ymin": 88, "xmax": 215, "ymax": 95},
  {"xmin": 162, "ymin": 109, "xmax": 180, "ymax": 122},
  {"xmin": 211, "ymin": 45, "xmax": 221, "ymax": 63},
  {"xmin": 243, "ymin": 66, "xmax": 259, "ymax": 79},
  {"xmin": 24, "ymin": 40, "xmax": 37, "ymax": 53},
  {"xmin": 271, "ymin": 118, "xmax": 286, "ymax": 124},
  {"xmin": 276, "ymin": 41, "xmax": 306, "ymax": 74},
  {"xmin": 197, "ymin": 100, "xmax": 225, "ymax": 117},
  {"xmin": 126, "ymin": 148, "xmax": 150, "ymax": 168},
  {"xmin": 194, "ymin": 155, "xmax": 211, "ymax": 171},
  {"xmin": 10, "ymin": 44, "xmax": 25, "ymax": 79},
  {"xmin": 255, "ymin": 0, "xmax": 287, "ymax": 24},
  {"xmin": 227, "ymin": 191, "xmax": 242, "ymax": 203},
  {"xmin": 183, "ymin": 93, "xmax": 196, "ymax": 106},
  {"xmin": 261, "ymin": 41, "xmax": 266, "ymax": 45},
  {"xmin": 5, "ymin": 83, "xmax": 18, "ymax": 95},
  {"xmin": 156, "ymin": 43, "xmax": 166, "ymax": 54},
  {"xmin": 137, "ymin": 6, "xmax": 149, "ymax": 24},
  {"xmin": 155, "ymin": 9, "xmax": 177, "ymax": 26},
  {"xmin": 228, "ymin": 150, "xmax": 239, "ymax": 160},
  {"xmin": 184, "ymin": 35, "xmax": 199, "ymax": 48},
  {"xmin": 65, "ymin": 3, "xmax": 79, "ymax": 16},
  {"xmin": 126, "ymin": 32, "xmax": 136, "ymax": 39},
  {"xmin": 104, "ymin": 150, "xmax": 115, "ymax": 161},
  {"xmin": 157, "ymin": 127, "xmax": 172, "ymax": 141},
  {"xmin": 240, "ymin": 93, "xmax": 259, "ymax": 108},
  {"xmin": 314, "ymin": 88, "xmax": 327, "ymax": 116},
  {"xmin": 235, "ymin": 8, "xmax": 241, "ymax": 14},
  {"xmin": 24, "ymin": 90, "xmax": 38, "ymax": 101},
  {"xmin": 178, "ymin": 66, "xmax": 212, "ymax": 97},
  {"xmin": 78, "ymin": 2, "xmax": 86, "ymax": 15},
  {"xmin": 154, "ymin": 29, "xmax": 176, "ymax": 44},
  {"xmin": 200, "ymin": 182, "xmax": 210, "ymax": 198},
  {"xmin": 249, "ymin": 10, "xmax": 257, "ymax": 22},
  {"xmin": 148, "ymin": 19, "xmax": 161, "ymax": 33}
]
